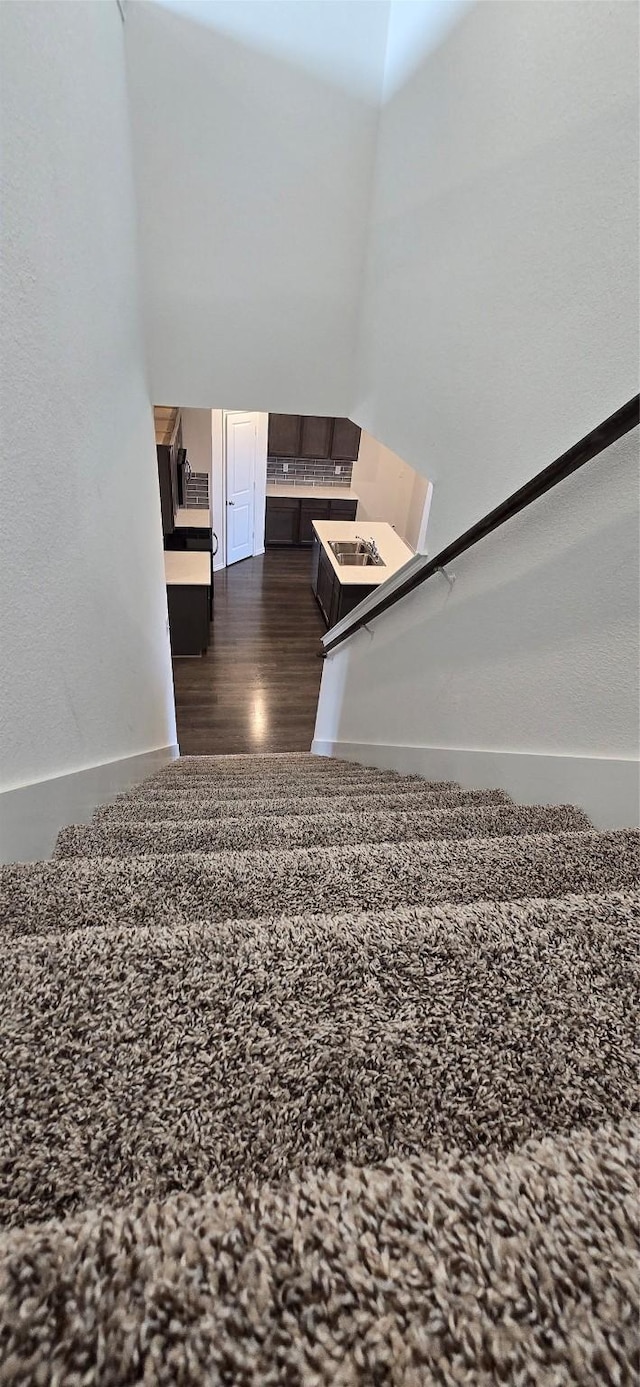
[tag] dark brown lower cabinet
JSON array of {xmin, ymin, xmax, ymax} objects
[
  {"xmin": 315, "ymin": 543, "xmax": 337, "ymax": 626},
  {"xmin": 264, "ymin": 497, "xmax": 300, "ymax": 546},
  {"xmin": 299, "ymin": 499, "xmax": 330, "ymax": 544},
  {"xmin": 265, "ymin": 494, "xmax": 357, "ymax": 547},
  {"xmin": 165, "ymin": 527, "xmax": 214, "ymax": 618},
  {"xmin": 311, "ymin": 535, "xmax": 378, "ymax": 629},
  {"xmin": 166, "ymin": 584, "xmax": 211, "ymax": 656},
  {"xmin": 328, "ymin": 499, "xmax": 359, "ymax": 522}
]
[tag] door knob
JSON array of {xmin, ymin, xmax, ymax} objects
[{"xmin": 227, "ymin": 500, "xmax": 235, "ymax": 506}]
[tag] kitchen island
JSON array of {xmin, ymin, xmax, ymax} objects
[
  {"xmin": 311, "ymin": 520, "xmax": 413, "ymax": 628},
  {"xmin": 165, "ymin": 508, "xmax": 215, "ymax": 620},
  {"xmin": 164, "ymin": 550, "xmax": 211, "ymax": 656}
]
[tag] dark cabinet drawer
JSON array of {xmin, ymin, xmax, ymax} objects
[{"xmin": 328, "ymin": 498, "xmax": 357, "ymax": 522}]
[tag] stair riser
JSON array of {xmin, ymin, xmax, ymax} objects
[
  {"xmin": 55, "ymin": 805, "xmax": 592, "ymax": 859},
  {"xmin": 2, "ymin": 831, "xmax": 637, "ymax": 937}
]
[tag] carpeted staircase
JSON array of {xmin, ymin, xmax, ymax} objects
[{"xmin": 1, "ymin": 752, "xmax": 638, "ymax": 1383}]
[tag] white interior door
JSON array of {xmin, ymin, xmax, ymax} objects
[{"xmin": 226, "ymin": 413, "xmax": 256, "ymax": 565}]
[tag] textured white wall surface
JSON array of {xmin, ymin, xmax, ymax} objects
[
  {"xmin": 124, "ymin": 0, "xmax": 386, "ymax": 413},
  {"xmin": 352, "ymin": 432, "xmax": 430, "ymax": 551},
  {"xmin": 0, "ymin": 0, "xmax": 176, "ymax": 794},
  {"xmin": 314, "ymin": 431, "xmax": 640, "ymax": 824},
  {"xmin": 355, "ymin": 0, "xmax": 639, "ymax": 553}
]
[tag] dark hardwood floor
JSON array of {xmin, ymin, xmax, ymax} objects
[{"xmin": 172, "ymin": 550, "xmax": 326, "ymax": 755}]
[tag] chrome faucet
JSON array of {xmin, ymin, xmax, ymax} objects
[
  {"xmin": 367, "ymin": 538, "xmax": 381, "ymax": 564},
  {"xmin": 356, "ymin": 535, "xmax": 381, "ymax": 564}
]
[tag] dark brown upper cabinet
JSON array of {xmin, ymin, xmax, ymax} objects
[
  {"xmin": 268, "ymin": 414, "xmax": 301, "ymax": 457},
  {"xmin": 331, "ymin": 418, "xmax": 361, "ymax": 460},
  {"xmin": 300, "ymin": 415, "xmax": 333, "ymax": 459}
]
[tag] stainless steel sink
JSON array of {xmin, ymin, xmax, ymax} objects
[
  {"xmin": 329, "ymin": 539, "xmax": 384, "ymax": 567},
  {"xmin": 333, "ymin": 551, "xmax": 380, "ymax": 566},
  {"xmin": 329, "ymin": 540, "xmax": 365, "ymax": 556}
]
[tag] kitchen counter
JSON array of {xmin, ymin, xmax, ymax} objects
[
  {"xmin": 164, "ymin": 551, "xmax": 211, "ymax": 587},
  {"xmin": 266, "ymin": 484, "xmax": 358, "ymax": 502},
  {"xmin": 164, "ymin": 550, "xmax": 211, "ymax": 657},
  {"xmin": 174, "ymin": 507, "xmax": 211, "ymax": 529},
  {"xmin": 312, "ymin": 520, "xmax": 413, "ymax": 587}
]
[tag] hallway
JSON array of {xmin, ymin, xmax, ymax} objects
[{"xmin": 172, "ymin": 550, "xmax": 326, "ymax": 755}]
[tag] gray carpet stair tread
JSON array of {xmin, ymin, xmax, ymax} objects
[
  {"xmin": 55, "ymin": 802, "xmax": 592, "ymax": 858},
  {"xmin": 0, "ymin": 892, "xmax": 636, "ymax": 1226},
  {"xmin": 3, "ymin": 746, "xmax": 638, "ymax": 1380},
  {"xmin": 94, "ymin": 785, "xmax": 514, "ymax": 822},
  {"xmin": 150, "ymin": 765, "xmax": 438, "ymax": 787},
  {"xmin": 159, "ymin": 752, "xmax": 361, "ymax": 766},
  {"xmin": 111, "ymin": 778, "xmax": 510, "ymax": 808},
  {"xmin": 152, "ymin": 756, "xmax": 430, "ymax": 778},
  {"xmin": 2, "ymin": 829, "xmax": 637, "ymax": 936},
  {"xmin": 142, "ymin": 774, "xmax": 450, "ymax": 798},
  {"xmin": 167, "ymin": 752, "xmax": 328, "ymax": 764},
  {"xmin": 1, "ymin": 1124, "xmax": 635, "ymax": 1385}
]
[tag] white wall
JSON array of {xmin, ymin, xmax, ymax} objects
[
  {"xmin": 124, "ymin": 0, "xmax": 388, "ymax": 414},
  {"xmin": 355, "ymin": 0, "xmax": 639, "ymax": 553},
  {"xmin": 314, "ymin": 430, "xmax": 640, "ymax": 828},
  {"xmin": 0, "ymin": 0, "xmax": 176, "ymax": 797},
  {"xmin": 352, "ymin": 431, "xmax": 430, "ymax": 551}
]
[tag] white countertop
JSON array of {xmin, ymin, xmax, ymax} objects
[
  {"xmin": 164, "ymin": 551, "xmax": 211, "ymax": 587},
  {"xmin": 312, "ymin": 520, "xmax": 413, "ymax": 587},
  {"xmin": 266, "ymin": 484, "xmax": 358, "ymax": 501},
  {"xmin": 174, "ymin": 508, "xmax": 211, "ymax": 529}
]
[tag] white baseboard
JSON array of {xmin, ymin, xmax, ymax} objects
[
  {"xmin": 0, "ymin": 745, "xmax": 179, "ymax": 864},
  {"xmin": 311, "ymin": 740, "xmax": 639, "ymax": 830}
]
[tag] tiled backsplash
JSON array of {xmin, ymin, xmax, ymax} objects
[
  {"xmin": 265, "ymin": 454, "xmax": 351, "ymax": 488},
  {"xmin": 184, "ymin": 472, "xmax": 209, "ymax": 509},
  {"xmin": 267, "ymin": 456, "xmax": 353, "ymax": 488}
]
